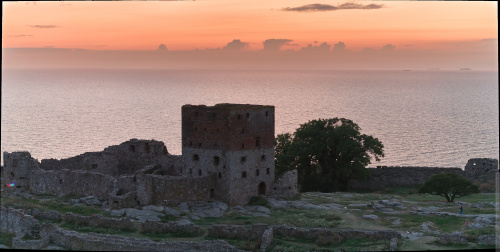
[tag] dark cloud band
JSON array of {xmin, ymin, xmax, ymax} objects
[
  {"xmin": 28, "ymin": 25, "xmax": 60, "ymax": 29},
  {"xmin": 9, "ymin": 34, "xmax": 34, "ymax": 37},
  {"xmin": 281, "ymin": 2, "xmax": 384, "ymax": 12}
]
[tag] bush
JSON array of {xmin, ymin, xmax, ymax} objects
[
  {"xmin": 248, "ymin": 196, "xmax": 270, "ymax": 208},
  {"xmin": 474, "ymin": 181, "xmax": 496, "ymax": 193}
]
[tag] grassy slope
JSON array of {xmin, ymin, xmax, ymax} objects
[{"xmin": 0, "ymin": 190, "xmax": 497, "ymax": 251}]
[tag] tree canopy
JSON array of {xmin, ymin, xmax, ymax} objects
[
  {"xmin": 275, "ymin": 118, "xmax": 384, "ymax": 192},
  {"xmin": 418, "ymin": 173, "xmax": 479, "ymax": 202}
]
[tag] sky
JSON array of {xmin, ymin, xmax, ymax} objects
[{"xmin": 2, "ymin": 0, "xmax": 498, "ymax": 70}]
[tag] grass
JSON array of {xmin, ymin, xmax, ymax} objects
[
  {"xmin": 207, "ymin": 237, "xmax": 260, "ymax": 251},
  {"xmin": 271, "ymin": 237, "xmax": 389, "ymax": 252},
  {"xmin": 381, "ymin": 185, "xmax": 421, "ymax": 195},
  {"xmin": 1, "ymin": 194, "xmax": 115, "ymax": 218},
  {"xmin": 2, "ymin": 189, "xmax": 497, "ymax": 251},
  {"xmin": 194, "ymin": 208, "xmax": 342, "ymax": 229},
  {"xmin": 429, "ymin": 240, "xmax": 497, "ymax": 250},
  {"xmin": 0, "ymin": 232, "xmax": 15, "ymax": 247},
  {"xmin": 464, "ymin": 227, "xmax": 497, "ymax": 242},
  {"xmin": 159, "ymin": 214, "xmax": 178, "ymax": 223},
  {"xmin": 59, "ymin": 222, "xmax": 137, "ymax": 236},
  {"xmin": 378, "ymin": 213, "xmax": 464, "ymax": 233}
]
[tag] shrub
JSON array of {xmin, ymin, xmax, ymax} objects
[{"xmin": 248, "ymin": 196, "xmax": 270, "ymax": 208}]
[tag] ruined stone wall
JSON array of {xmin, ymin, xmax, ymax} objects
[
  {"xmin": 349, "ymin": 166, "xmax": 464, "ymax": 191},
  {"xmin": 136, "ymin": 173, "xmax": 217, "ymax": 206},
  {"xmin": 29, "ymin": 169, "xmax": 116, "ymax": 200},
  {"xmin": 208, "ymin": 223, "xmax": 268, "ymax": 241},
  {"xmin": 464, "ymin": 158, "xmax": 498, "ymax": 182},
  {"xmin": 63, "ymin": 212, "xmax": 135, "ymax": 231},
  {"xmin": 115, "ymin": 175, "xmax": 136, "ymax": 195},
  {"xmin": 2, "ymin": 152, "xmax": 40, "ymax": 194},
  {"xmin": 271, "ymin": 169, "xmax": 299, "ymax": 198},
  {"xmin": 142, "ymin": 220, "xmax": 200, "ymax": 236},
  {"xmin": 0, "ymin": 207, "xmax": 40, "ymax": 238},
  {"xmin": 105, "ymin": 139, "xmax": 170, "ymax": 175},
  {"xmin": 40, "ymin": 152, "xmax": 119, "ymax": 176},
  {"xmin": 272, "ymin": 225, "xmax": 400, "ymax": 241},
  {"xmin": 158, "ymin": 155, "xmax": 184, "ymax": 176},
  {"xmin": 41, "ymin": 223, "xmax": 238, "ymax": 251}
]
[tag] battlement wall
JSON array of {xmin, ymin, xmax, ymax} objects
[{"xmin": 349, "ymin": 166, "xmax": 465, "ymax": 191}]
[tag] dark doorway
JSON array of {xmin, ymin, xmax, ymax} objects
[{"xmin": 258, "ymin": 182, "xmax": 266, "ymax": 195}]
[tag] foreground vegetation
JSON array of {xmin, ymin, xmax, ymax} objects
[{"xmin": 1, "ymin": 188, "xmax": 497, "ymax": 251}]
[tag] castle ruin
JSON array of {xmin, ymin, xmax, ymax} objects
[{"xmin": 2, "ymin": 104, "xmax": 298, "ymax": 207}]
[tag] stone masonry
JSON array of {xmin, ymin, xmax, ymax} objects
[
  {"xmin": 2, "ymin": 104, "xmax": 297, "ymax": 207},
  {"xmin": 349, "ymin": 160, "xmax": 498, "ymax": 191}
]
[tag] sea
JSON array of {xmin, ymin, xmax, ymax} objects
[{"xmin": 1, "ymin": 68, "xmax": 498, "ymax": 168}]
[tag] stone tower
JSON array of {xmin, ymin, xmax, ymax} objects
[
  {"xmin": 182, "ymin": 103, "xmax": 275, "ymax": 205},
  {"xmin": 2, "ymin": 152, "xmax": 39, "ymax": 194}
]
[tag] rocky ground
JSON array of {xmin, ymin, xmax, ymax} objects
[{"xmin": 1, "ymin": 191, "xmax": 498, "ymax": 251}]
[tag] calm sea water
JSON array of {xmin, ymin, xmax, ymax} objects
[{"xmin": 1, "ymin": 69, "xmax": 498, "ymax": 168}]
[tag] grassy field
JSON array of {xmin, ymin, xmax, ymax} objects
[
  {"xmin": 1, "ymin": 189, "xmax": 497, "ymax": 251},
  {"xmin": 1, "ymin": 194, "xmax": 115, "ymax": 217}
]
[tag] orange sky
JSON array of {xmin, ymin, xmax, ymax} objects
[
  {"xmin": 2, "ymin": 0, "xmax": 497, "ymax": 51},
  {"xmin": 1, "ymin": 1, "xmax": 497, "ymax": 70}
]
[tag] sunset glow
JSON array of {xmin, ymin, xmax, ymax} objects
[{"xmin": 2, "ymin": 0, "xmax": 497, "ymax": 70}]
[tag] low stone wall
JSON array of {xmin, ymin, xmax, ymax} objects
[
  {"xmin": 439, "ymin": 231, "xmax": 467, "ymax": 244},
  {"xmin": 207, "ymin": 224, "xmax": 268, "ymax": 241},
  {"xmin": 272, "ymin": 225, "xmax": 400, "ymax": 242},
  {"xmin": 141, "ymin": 220, "xmax": 200, "ymax": 235},
  {"xmin": 0, "ymin": 207, "xmax": 40, "ymax": 238},
  {"xmin": 24, "ymin": 209, "xmax": 62, "ymax": 222},
  {"xmin": 41, "ymin": 223, "xmax": 238, "ymax": 251},
  {"xmin": 349, "ymin": 166, "xmax": 464, "ymax": 191},
  {"xmin": 63, "ymin": 212, "xmax": 135, "ymax": 231},
  {"xmin": 12, "ymin": 236, "xmax": 50, "ymax": 250}
]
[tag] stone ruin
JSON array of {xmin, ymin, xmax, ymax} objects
[
  {"xmin": 1, "ymin": 103, "xmax": 299, "ymax": 207},
  {"xmin": 464, "ymin": 158, "xmax": 498, "ymax": 182},
  {"xmin": 349, "ymin": 158, "xmax": 498, "ymax": 191}
]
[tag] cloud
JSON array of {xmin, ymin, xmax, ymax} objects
[
  {"xmin": 262, "ymin": 39, "xmax": 293, "ymax": 51},
  {"xmin": 300, "ymin": 42, "xmax": 331, "ymax": 52},
  {"xmin": 9, "ymin": 34, "xmax": 34, "ymax": 37},
  {"xmin": 382, "ymin": 44, "xmax": 395, "ymax": 50},
  {"xmin": 332, "ymin": 41, "xmax": 347, "ymax": 51},
  {"xmin": 281, "ymin": 2, "xmax": 384, "ymax": 12},
  {"xmin": 158, "ymin": 43, "xmax": 167, "ymax": 51},
  {"xmin": 222, "ymin": 39, "xmax": 248, "ymax": 51},
  {"xmin": 28, "ymin": 25, "xmax": 60, "ymax": 29}
]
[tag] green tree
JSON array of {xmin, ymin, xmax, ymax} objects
[
  {"xmin": 418, "ymin": 173, "xmax": 479, "ymax": 202},
  {"xmin": 275, "ymin": 118, "xmax": 384, "ymax": 192}
]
